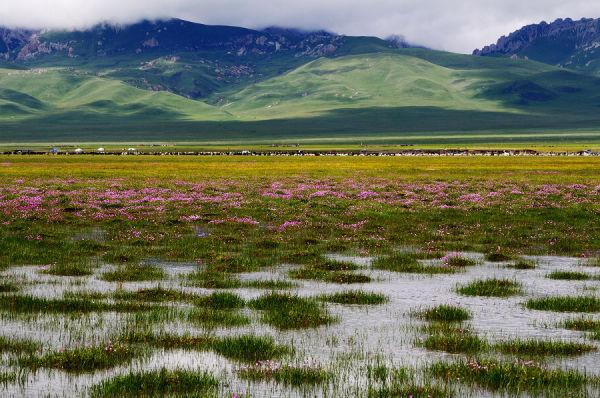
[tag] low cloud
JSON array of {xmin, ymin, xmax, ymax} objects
[{"xmin": 2, "ymin": 0, "xmax": 600, "ymax": 53}]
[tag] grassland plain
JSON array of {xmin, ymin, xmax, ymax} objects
[{"xmin": 0, "ymin": 155, "xmax": 599, "ymax": 397}]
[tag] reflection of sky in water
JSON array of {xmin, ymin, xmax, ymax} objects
[{"xmin": 1, "ymin": 254, "xmax": 599, "ymax": 397}]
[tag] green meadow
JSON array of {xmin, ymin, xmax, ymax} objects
[{"xmin": 0, "ymin": 155, "xmax": 598, "ymax": 396}]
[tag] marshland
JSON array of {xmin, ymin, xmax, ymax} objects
[{"xmin": 0, "ymin": 155, "xmax": 599, "ymax": 397}]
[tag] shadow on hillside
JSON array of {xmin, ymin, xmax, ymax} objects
[{"xmin": 2, "ymin": 106, "xmax": 600, "ymax": 143}]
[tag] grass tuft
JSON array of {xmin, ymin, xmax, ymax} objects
[
  {"xmin": 495, "ymin": 339, "xmax": 596, "ymax": 357},
  {"xmin": 289, "ymin": 267, "xmax": 372, "ymax": 284},
  {"xmin": 415, "ymin": 305, "xmax": 471, "ymax": 323},
  {"xmin": 456, "ymin": 279, "xmax": 522, "ymax": 297},
  {"xmin": 505, "ymin": 259, "xmax": 537, "ymax": 270},
  {"xmin": 239, "ymin": 363, "xmax": 331, "ymax": 386},
  {"xmin": 526, "ymin": 296, "xmax": 600, "ymax": 313},
  {"xmin": 187, "ymin": 270, "xmax": 242, "ymax": 289},
  {"xmin": 0, "ymin": 294, "xmax": 154, "ymax": 313},
  {"xmin": 0, "ymin": 336, "xmax": 40, "ymax": 354},
  {"xmin": 195, "ymin": 292, "xmax": 245, "ymax": 310},
  {"xmin": 421, "ymin": 324, "xmax": 487, "ymax": 354},
  {"xmin": 430, "ymin": 359, "xmax": 589, "ymax": 392},
  {"xmin": 319, "ymin": 290, "xmax": 388, "ymax": 305},
  {"xmin": 20, "ymin": 343, "xmax": 138, "ymax": 372},
  {"xmin": 211, "ymin": 335, "xmax": 292, "ymax": 363},
  {"xmin": 250, "ymin": 293, "xmax": 336, "ymax": 330},
  {"xmin": 90, "ymin": 368, "xmax": 218, "ymax": 397},
  {"xmin": 0, "ymin": 281, "xmax": 19, "ymax": 293},
  {"xmin": 547, "ymin": 271, "xmax": 591, "ymax": 281},
  {"xmin": 43, "ymin": 261, "xmax": 95, "ymax": 277},
  {"xmin": 369, "ymin": 384, "xmax": 451, "ymax": 398},
  {"xmin": 563, "ymin": 318, "xmax": 600, "ymax": 332},
  {"xmin": 484, "ymin": 252, "xmax": 513, "ymax": 262},
  {"xmin": 114, "ymin": 287, "xmax": 197, "ymax": 302},
  {"xmin": 373, "ymin": 253, "xmax": 455, "ymax": 275},
  {"xmin": 188, "ymin": 308, "xmax": 250, "ymax": 328},
  {"xmin": 102, "ymin": 264, "xmax": 165, "ymax": 282}
]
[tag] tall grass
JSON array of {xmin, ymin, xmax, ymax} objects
[
  {"xmin": 239, "ymin": 364, "xmax": 331, "ymax": 386},
  {"xmin": 456, "ymin": 279, "xmax": 522, "ymax": 297},
  {"xmin": 526, "ymin": 296, "xmax": 600, "ymax": 313},
  {"xmin": 250, "ymin": 293, "xmax": 336, "ymax": 330},
  {"xmin": 20, "ymin": 343, "xmax": 138, "ymax": 372},
  {"xmin": 90, "ymin": 368, "xmax": 218, "ymax": 397},
  {"xmin": 495, "ymin": 339, "xmax": 596, "ymax": 357},
  {"xmin": 415, "ymin": 305, "xmax": 471, "ymax": 323},
  {"xmin": 430, "ymin": 359, "xmax": 589, "ymax": 392},
  {"xmin": 547, "ymin": 271, "xmax": 591, "ymax": 281},
  {"xmin": 101, "ymin": 264, "xmax": 165, "ymax": 282},
  {"xmin": 372, "ymin": 253, "xmax": 455, "ymax": 274},
  {"xmin": 319, "ymin": 290, "xmax": 388, "ymax": 305}
]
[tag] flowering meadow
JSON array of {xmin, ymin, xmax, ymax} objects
[{"xmin": 0, "ymin": 155, "xmax": 599, "ymax": 397}]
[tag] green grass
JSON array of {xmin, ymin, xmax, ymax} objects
[
  {"xmin": 372, "ymin": 253, "xmax": 455, "ymax": 275},
  {"xmin": 415, "ymin": 305, "xmax": 471, "ymax": 323},
  {"xmin": 0, "ymin": 336, "xmax": 40, "ymax": 354},
  {"xmin": 547, "ymin": 271, "xmax": 592, "ymax": 280},
  {"xmin": 369, "ymin": 384, "xmax": 451, "ymax": 398},
  {"xmin": 244, "ymin": 279, "xmax": 297, "ymax": 289},
  {"xmin": 250, "ymin": 293, "xmax": 336, "ymax": 330},
  {"xmin": 585, "ymin": 258, "xmax": 600, "ymax": 267},
  {"xmin": 90, "ymin": 368, "xmax": 219, "ymax": 397},
  {"xmin": 194, "ymin": 292, "xmax": 245, "ymax": 310},
  {"xmin": 444, "ymin": 255, "xmax": 477, "ymax": 268},
  {"xmin": 526, "ymin": 296, "xmax": 600, "ymax": 313},
  {"xmin": 101, "ymin": 264, "xmax": 165, "ymax": 282},
  {"xmin": 0, "ymin": 371, "xmax": 17, "ymax": 385},
  {"xmin": 121, "ymin": 330, "xmax": 292, "ymax": 363},
  {"xmin": 43, "ymin": 260, "xmax": 95, "ymax": 276},
  {"xmin": 456, "ymin": 279, "xmax": 522, "ymax": 297},
  {"xmin": 494, "ymin": 339, "xmax": 596, "ymax": 357},
  {"xmin": 563, "ymin": 318, "xmax": 600, "ymax": 332},
  {"xmin": 114, "ymin": 287, "xmax": 198, "ymax": 302},
  {"xmin": 421, "ymin": 324, "xmax": 487, "ymax": 354},
  {"xmin": 311, "ymin": 258, "xmax": 359, "ymax": 271},
  {"xmin": 506, "ymin": 259, "xmax": 537, "ymax": 270},
  {"xmin": 187, "ymin": 270, "xmax": 242, "ymax": 289},
  {"xmin": 20, "ymin": 343, "xmax": 138, "ymax": 372},
  {"xmin": 319, "ymin": 290, "xmax": 388, "ymax": 305},
  {"xmin": 484, "ymin": 252, "xmax": 513, "ymax": 262},
  {"xmin": 0, "ymin": 281, "xmax": 19, "ymax": 293},
  {"xmin": 211, "ymin": 335, "xmax": 292, "ymax": 363},
  {"xmin": 239, "ymin": 365, "xmax": 331, "ymax": 386},
  {"xmin": 289, "ymin": 267, "xmax": 372, "ymax": 284},
  {"xmin": 430, "ymin": 359, "xmax": 590, "ymax": 392},
  {"xmin": 187, "ymin": 308, "xmax": 250, "ymax": 328},
  {"xmin": 0, "ymin": 294, "xmax": 154, "ymax": 313}
]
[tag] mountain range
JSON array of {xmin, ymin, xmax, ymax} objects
[
  {"xmin": 474, "ymin": 17, "xmax": 600, "ymax": 75},
  {"xmin": 1, "ymin": 18, "xmax": 600, "ymax": 144}
]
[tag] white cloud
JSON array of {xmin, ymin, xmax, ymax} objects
[{"xmin": 1, "ymin": 0, "xmax": 600, "ymax": 53}]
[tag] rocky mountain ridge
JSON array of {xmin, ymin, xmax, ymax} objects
[
  {"xmin": 0, "ymin": 19, "xmax": 408, "ymax": 62},
  {"xmin": 473, "ymin": 17, "xmax": 600, "ymax": 72}
]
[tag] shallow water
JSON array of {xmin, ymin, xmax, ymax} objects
[{"xmin": 1, "ymin": 254, "xmax": 599, "ymax": 397}]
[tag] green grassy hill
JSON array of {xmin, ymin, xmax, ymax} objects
[
  {"xmin": 0, "ymin": 68, "xmax": 229, "ymax": 121},
  {"xmin": 1, "ymin": 48, "xmax": 600, "ymax": 144}
]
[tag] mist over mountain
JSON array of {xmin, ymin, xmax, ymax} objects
[{"xmin": 0, "ymin": 19, "xmax": 410, "ymax": 61}]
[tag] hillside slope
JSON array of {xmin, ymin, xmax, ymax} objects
[
  {"xmin": 0, "ymin": 19, "xmax": 405, "ymax": 100},
  {"xmin": 2, "ymin": 47, "xmax": 600, "ymax": 143},
  {"xmin": 0, "ymin": 68, "xmax": 230, "ymax": 122}
]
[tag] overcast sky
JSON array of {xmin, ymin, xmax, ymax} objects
[{"xmin": 1, "ymin": 1, "xmax": 600, "ymax": 53}]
